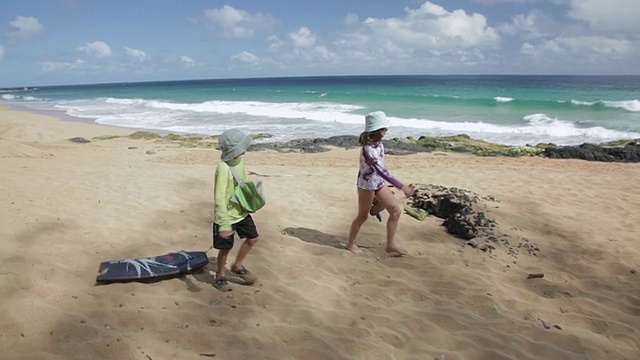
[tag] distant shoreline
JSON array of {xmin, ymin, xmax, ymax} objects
[{"xmin": 3, "ymin": 104, "xmax": 639, "ymax": 163}]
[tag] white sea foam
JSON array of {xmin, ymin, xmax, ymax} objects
[
  {"xmin": 4, "ymin": 96, "xmax": 640, "ymax": 146},
  {"xmin": 571, "ymin": 99, "xmax": 640, "ymax": 112},
  {"xmin": 571, "ymin": 100, "xmax": 596, "ymax": 106},
  {"xmin": 602, "ymin": 99, "xmax": 640, "ymax": 112},
  {"xmin": 494, "ymin": 97, "xmax": 514, "ymax": 102}
]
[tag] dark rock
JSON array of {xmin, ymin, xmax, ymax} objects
[
  {"xmin": 68, "ymin": 137, "xmax": 90, "ymax": 143},
  {"xmin": 544, "ymin": 143, "xmax": 640, "ymax": 162},
  {"xmin": 539, "ymin": 319, "xmax": 551, "ymax": 329},
  {"xmin": 407, "ymin": 183, "xmax": 541, "ymax": 257},
  {"xmin": 409, "ymin": 184, "xmax": 497, "ymax": 240},
  {"xmin": 245, "ymin": 133, "xmax": 640, "ymax": 162},
  {"xmin": 247, "ymin": 135, "xmax": 434, "ymax": 155}
]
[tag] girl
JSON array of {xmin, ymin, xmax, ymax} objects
[{"xmin": 347, "ymin": 111, "xmax": 414, "ymax": 256}]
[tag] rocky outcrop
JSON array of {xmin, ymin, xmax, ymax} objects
[
  {"xmin": 246, "ymin": 134, "xmax": 640, "ymax": 163},
  {"xmin": 407, "ymin": 184, "xmax": 540, "ymax": 257},
  {"xmin": 248, "ymin": 135, "xmax": 433, "ymax": 154},
  {"xmin": 543, "ymin": 142, "xmax": 640, "ymax": 162},
  {"xmin": 97, "ymin": 130, "xmax": 640, "ymax": 162},
  {"xmin": 409, "ymin": 184, "xmax": 498, "ymax": 240}
]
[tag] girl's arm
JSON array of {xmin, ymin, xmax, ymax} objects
[{"xmin": 363, "ymin": 145, "xmax": 404, "ymax": 189}]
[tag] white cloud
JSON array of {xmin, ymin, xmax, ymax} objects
[
  {"xmin": 40, "ymin": 58, "xmax": 86, "ymax": 72},
  {"xmin": 521, "ymin": 35, "xmax": 632, "ymax": 61},
  {"xmin": 8, "ymin": 16, "xmax": 44, "ymax": 42},
  {"xmin": 498, "ymin": 9, "xmax": 557, "ymax": 39},
  {"xmin": 330, "ymin": 1, "xmax": 499, "ymax": 67},
  {"xmin": 344, "ymin": 13, "xmax": 359, "ymax": 26},
  {"xmin": 203, "ymin": 5, "xmax": 280, "ymax": 38},
  {"xmin": 0, "ymin": 45, "xmax": 5, "ymax": 59},
  {"xmin": 474, "ymin": 0, "xmax": 541, "ymax": 4},
  {"xmin": 252, "ymin": 1, "xmax": 504, "ymax": 74},
  {"xmin": 230, "ymin": 51, "xmax": 259, "ymax": 66},
  {"xmin": 124, "ymin": 47, "xmax": 149, "ymax": 62},
  {"xmin": 76, "ymin": 41, "xmax": 112, "ymax": 59},
  {"xmin": 520, "ymin": 42, "xmax": 536, "ymax": 55},
  {"xmin": 552, "ymin": 36, "xmax": 631, "ymax": 54},
  {"xmin": 290, "ymin": 28, "xmax": 316, "ymax": 49},
  {"xmin": 567, "ymin": 0, "xmax": 640, "ymax": 32},
  {"xmin": 267, "ymin": 35, "xmax": 285, "ymax": 52},
  {"xmin": 180, "ymin": 55, "xmax": 195, "ymax": 68}
]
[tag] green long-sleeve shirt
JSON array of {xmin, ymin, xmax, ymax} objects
[{"xmin": 213, "ymin": 158, "xmax": 249, "ymax": 231}]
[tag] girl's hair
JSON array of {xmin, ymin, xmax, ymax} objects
[{"xmin": 358, "ymin": 128, "xmax": 387, "ymax": 145}]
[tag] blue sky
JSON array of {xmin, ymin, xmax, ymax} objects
[{"xmin": 1, "ymin": 0, "xmax": 639, "ymax": 87}]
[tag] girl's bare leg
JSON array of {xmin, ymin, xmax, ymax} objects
[
  {"xmin": 347, "ymin": 188, "xmax": 375, "ymax": 254},
  {"xmin": 374, "ymin": 186, "xmax": 407, "ymax": 256}
]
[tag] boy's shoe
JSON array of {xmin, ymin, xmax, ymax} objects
[
  {"xmin": 230, "ymin": 265, "xmax": 258, "ymax": 285},
  {"xmin": 214, "ymin": 277, "xmax": 232, "ymax": 292}
]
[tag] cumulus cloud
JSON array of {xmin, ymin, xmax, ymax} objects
[
  {"xmin": 40, "ymin": 58, "xmax": 86, "ymax": 72},
  {"xmin": 203, "ymin": 5, "xmax": 280, "ymax": 38},
  {"xmin": 344, "ymin": 13, "xmax": 359, "ymax": 26},
  {"xmin": 124, "ymin": 47, "xmax": 149, "ymax": 62},
  {"xmin": 8, "ymin": 16, "xmax": 44, "ymax": 42},
  {"xmin": 252, "ymin": 1, "xmax": 504, "ymax": 73},
  {"xmin": 180, "ymin": 55, "xmax": 195, "ymax": 68},
  {"xmin": 474, "ymin": 0, "xmax": 542, "ymax": 4},
  {"xmin": 550, "ymin": 36, "xmax": 631, "ymax": 54},
  {"xmin": 290, "ymin": 27, "xmax": 316, "ymax": 49},
  {"xmin": 329, "ymin": 1, "xmax": 499, "ymax": 67},
  {"xmin": 0, "ymin": 45, "xmax": 5, "ymax": 59},
  {"xmin": 521, "ymin": 35, "xmax": 632, "ymax": 61},
  {"xmin": 230, "ymin": 51, "xmax": 260, "ymax": 66},
  {"xmin": 497, "ymin": 9, "xmax": 557, "ymax": 39},
  {"xmin": 406, "ymin": 2, "xmax": 500, "ymax": 47},
  {"xmin": 267, "ymin": 35, "xmax": 285, "ymax": 52},
  {"xmin": 76, "ymin": 41, "xmax": 112, "ymax": 59},
  {"xmin": 567, "ymin": 0, "xmax": 640, "ymax": 32},
  {"xmin": 520, "ymin": 42, "xmax": 536, "ymax": 55}
]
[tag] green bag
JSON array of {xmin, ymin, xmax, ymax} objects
[{"xmin": 227, "ymin": 164, "xmax": 266, "ymax": 213}]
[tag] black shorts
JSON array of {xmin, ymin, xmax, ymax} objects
[{"xmin": 213, "ymin": 215, "xmax": 259, "ymax": 250}]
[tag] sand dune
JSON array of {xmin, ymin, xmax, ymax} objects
[{"xmin": 1, "ymin": 106, "xmax": 639, "ymax": 360}]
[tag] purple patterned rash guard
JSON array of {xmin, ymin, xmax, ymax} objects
[{"xmin": 357, "ymin": 142, "xmax": 404, "ymax": 191}]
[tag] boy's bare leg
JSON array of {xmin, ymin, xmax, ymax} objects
[
  {"xmin": 347, "ymin": 188, "xmax": 375, "ymax": 254},
  {"xmin": 375, "ymin": 187, "xmax": 407, "ymax": 257},
  {"xmin": 231, "ymin": 238, "xmax": 259, "ymax": 284},
  {"xmin": 232, "ymin": 237, "xmax": 257, "ymax": 270},
  {"xmin": 216, "ymin": 249, "xmax": 230, "ymax": 278}
]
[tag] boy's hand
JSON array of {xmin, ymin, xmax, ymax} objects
[{"xmin": 219, "ymin": 230, "xmax": 235, "ymax": 239}]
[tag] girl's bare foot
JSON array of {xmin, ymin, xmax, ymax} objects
[
  {"xmin": 385, "ymin": 245, "xmax": 408, "ymax": 257},
  {"xmin": 346, "ymin": 243, "xmax": 364, "ymax": 254}
]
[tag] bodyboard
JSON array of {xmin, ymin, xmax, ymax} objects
[{"xmin": 95, "ymin": 251, "xmax": 209, "ymax": 284}]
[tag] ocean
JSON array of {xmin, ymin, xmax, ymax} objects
[{"xmin": 2, "ymin": 75, "xmax": 639, "ymax": 146}]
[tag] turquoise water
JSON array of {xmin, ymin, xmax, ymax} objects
[{"xmin": 2, "ymin": 75, "xmax": 639, "ymax": 145}]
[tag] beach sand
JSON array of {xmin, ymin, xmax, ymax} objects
[{"xmin": 1, "ymin": 105, "xmax": 639, "ymax": 360}]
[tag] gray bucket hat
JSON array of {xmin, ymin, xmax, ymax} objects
[
  {"xmin": 365, "ymin": 111, "xmax": 390, "ymax": 132},
  {"xmin": 219, "ymin": 128, "xmax": 252, "ymax": 162}
]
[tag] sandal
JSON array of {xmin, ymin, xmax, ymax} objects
[
  {"xmin": 214, "ymin": 277, "xmax": 231, "ymax": 292},
  {"xmin": 230, "ymin": 265, "xmax": 258, "ymax": 284}
]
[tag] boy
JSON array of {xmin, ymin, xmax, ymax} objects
[{"xmin": 213, "ymin": 128, "xmax": 260, "ymax": 291}]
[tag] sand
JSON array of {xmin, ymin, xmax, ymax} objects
[{"xmin": 1, "ymin": 105, "xmax": 639, "ymax": 360}]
